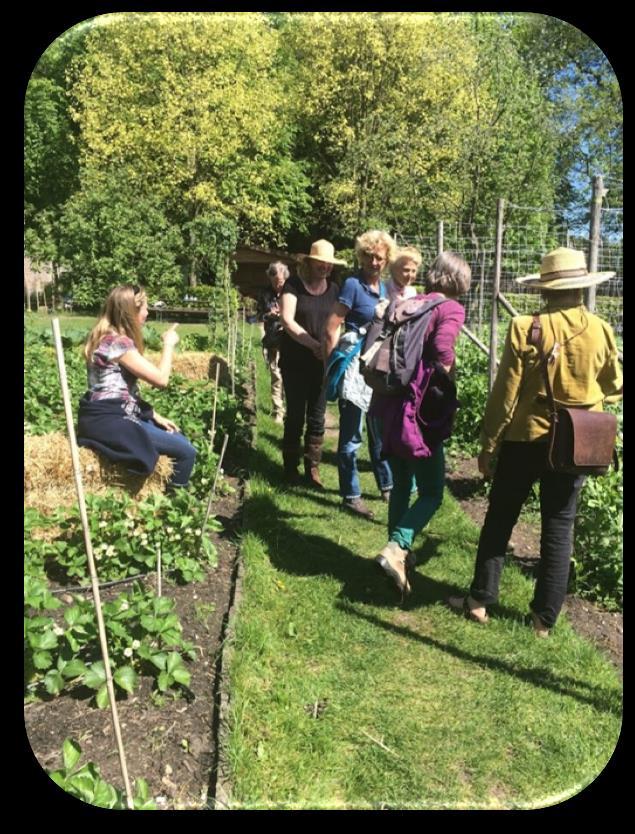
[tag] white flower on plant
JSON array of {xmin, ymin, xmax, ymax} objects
[
  {"xmin": 119, "ymin": 601, "xmax": 129, "ymax": 612},
  {"xmin": 194, "ymin": 529, "xmax": 202, "ymax": 536},
  {"xmin": 99, "ymin": 520, "xmax": 108, "ymax": 528},
  {"xmin": 123, "ymin": 647, "xmax": 133, "ymax": 658},
  {"xmin": 174, "ymin": 534, "xmax": 181, "ymax": 540},
  {"xmin": 106, "ymin": 545, "xmax": 116, "ymax": 557},
  {"xmin": 132, "ymin": 640, "xmax": 141, "ymax": 650},
  {"xmin": 53, "ymin": 625, "xmax": 65, "ymax": 636},
  {"xmin": 166, "ymin": 527, "xmax": 174, "ymax": 534}
]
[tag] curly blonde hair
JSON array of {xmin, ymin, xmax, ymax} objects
[
  {"xmin": 84, "ymin": 284, "xmax": 147, "ymax": 361},
  {"xmin": 426, "ymin": 252, "xmax": 471, "ymax": 297},
  {"xmin": 354, "ymin": 230, "xmax": 397, "ymax": 267}
]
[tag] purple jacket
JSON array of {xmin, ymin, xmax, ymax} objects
[{"xmin": 369, "ymin": 294, "xmax": 464, "ymax": 459}]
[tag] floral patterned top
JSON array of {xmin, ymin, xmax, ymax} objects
[{"xmin": 87, "ymin": 332, "xmax": 141, "ymax": 405}]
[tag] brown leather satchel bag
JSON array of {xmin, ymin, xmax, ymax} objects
[{"xmin": 528, "ymin": 316, "xmax": 618, "ymax": 476}]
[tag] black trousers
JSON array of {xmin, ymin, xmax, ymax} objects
[
  {"xmin": 280, "ymin": 359, "xmax": 327, "ymax": 448},
  {"xmin": 470, "ymin": 441, "xmax": 585, "ymax": 628}
]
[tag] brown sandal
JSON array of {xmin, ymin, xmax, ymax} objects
[{"xmin": 447, "ymin": 596, "xmax": 489, "ymax": 625}]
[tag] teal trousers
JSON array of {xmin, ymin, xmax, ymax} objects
[{"xmin": 388, "ymin": 445, "xmax": 445, "ymax": 551}]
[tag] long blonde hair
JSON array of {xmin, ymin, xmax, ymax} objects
[{"xmin": 84, "ymin": 285, "xmax": 147, "ymax": 361}]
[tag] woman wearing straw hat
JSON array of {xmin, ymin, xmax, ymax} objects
[
  {"xmin": 448, "ymin": 248, "xmax": 622, "ymax": 636},
  {"xmin": 323, "ymin": 230, "xmax": 397, "ymax": 519},
  {"xmin": 279, "ymin": 240, "xmax": 342, "ymax": 486}
]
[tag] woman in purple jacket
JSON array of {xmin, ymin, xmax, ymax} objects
[{"xmin": 373, "ymin": 251, "xmax": 471, "ymax": 597}]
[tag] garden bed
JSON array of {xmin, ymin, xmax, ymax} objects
[
  {"xmin": 26, "ymin": 476, "xmax": 243, "ymax": 810},
  {"xmin": 24, "ymin": 317, "xmax": 257, "ymax": 809}
]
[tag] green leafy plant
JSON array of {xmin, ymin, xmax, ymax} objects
[{"xmin": 48, "ymin": 738, "xmax": 156, "ymax": 809}]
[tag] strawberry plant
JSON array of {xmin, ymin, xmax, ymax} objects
[
  {"xmin": 25, "ymin": 584, "xmax": 196, "ymax": 704},
  {"xmin": 48, "ymin": 738, "xmax": 156, "ymax": 809}
]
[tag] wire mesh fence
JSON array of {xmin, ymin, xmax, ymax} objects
[{"xmin": 395, "ymin": 203, "xmax": 623, "ymax": 341}]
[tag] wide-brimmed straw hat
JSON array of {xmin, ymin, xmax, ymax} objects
[
  {"xmin": 515, "ymin": 247, "xmax": 614, "ymax": 290},
  {"xmin": 297, "ymin": 239, "xmax": 347, "ymax": 266}
]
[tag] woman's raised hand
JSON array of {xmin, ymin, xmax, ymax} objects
[{"xmin": 162, "ymin": 323, "xmax": 180, "ymax": 348}]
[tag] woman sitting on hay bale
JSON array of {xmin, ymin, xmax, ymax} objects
[{"xmin": 77, "ymin": 284, "xmax": 197, "ymax": 491}]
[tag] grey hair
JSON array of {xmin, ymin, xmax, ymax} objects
[
  {"xmin": 426, "ymin": 251, "xmax": 471, "ymax": 297},
  {"xmin": 266, "ymin": 261, "xmax": 290, "ymax": 280}
]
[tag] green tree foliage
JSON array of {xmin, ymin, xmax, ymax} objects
[
  {"xmin": 67, "ymin": 12, "xmax": 309, "ymax": 293},
  {"xmin": 510, "ymin": 14, "xmax": 622, "ymax": 228},
  {"xmin": 24, "ymin": 23, "xmax": 90, "ymax": 294},
  {"xmin": 58, "ymin": 169, "xmax": 183, "ymax": 306},
  {"xmin": 24, "ymin": 12, "xmax": 621, "ymax": 303},
  {"xmin": 280, "ymin": 12, "xmax": 557, "ymax": 243}
]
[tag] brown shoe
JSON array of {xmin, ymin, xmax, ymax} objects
[
  {"xmin": 303, "ymin": 434, "xmax": 325, "ymax": 490},
  {"xmin": 375, "ymin": 541, "xmax": 411, "ymax": 596},
  {"xmin": 304, "ymin": 461, "xmax": 325, "ymax": 489},
  {"xmin": 341, "ymin": 497, "xmax": 375, "ymax": 520},
  {"xmin": 447, "ymin": 595, "xmax": 489, "ymax": 625},
  {"xmin": 529, "ymin": 611, "xmax": 550, "ymax": 638}
]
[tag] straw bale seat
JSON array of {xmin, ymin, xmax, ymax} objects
[
  {"xmin": 24, "ymin": 433, "xmax": 173, "ymax": 513},
  {"xmin": 145, "ymin": 352, "xmax": 230, "ymax": 385}
]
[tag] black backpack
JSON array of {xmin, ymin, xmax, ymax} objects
[{"xmin": 359, "ymin": 295, "xmax": 448, "ymax": 396}]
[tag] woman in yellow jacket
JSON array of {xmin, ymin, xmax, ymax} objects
[{"xmin": 449, "ymin": 248, "xmax": 622, "ymax": 635}]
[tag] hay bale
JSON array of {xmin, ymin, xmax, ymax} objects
[
  {"xmin": 146, "ymin": 351, "xmax": 230, "ymax": 384},
  {"xmin": 24, "ymin": 433, "xmax": 173, "ymax": 513}
]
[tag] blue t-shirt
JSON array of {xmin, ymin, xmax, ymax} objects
[{"xmin": 338, "ymin": 274, "xmax": 386, "ymax": 333}]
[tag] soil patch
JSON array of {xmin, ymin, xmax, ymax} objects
[
  {"xmin": 25, "ymin": 476, "xmax": 243, "ymax": 810},
  {"xmin": 445, "ymin": 454, "xmax": 623, "ymax": 675}
]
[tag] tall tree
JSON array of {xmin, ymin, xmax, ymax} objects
[
  {"xmin": 69, "ymin": 12, "xmax": 310, "ymax": 287},
  {"xmin": 510, "ymin": 13, "xmax": 622, "ymax": 230}
]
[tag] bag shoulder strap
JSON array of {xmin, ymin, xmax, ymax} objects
[{"xmin": 528, "ymin": 314, "xmax": 557, "ymax": 414}]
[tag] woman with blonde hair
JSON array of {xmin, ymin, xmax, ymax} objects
[
  {"xmin": 78, "ymin": 284, "xmax": 197, "ymax": 491},
  {"xmin": 323, "ymin": 230, "xmax": 397, "ymax": 518}
]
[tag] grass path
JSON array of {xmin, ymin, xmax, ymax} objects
[{"xmin": 224, "ymin": 352, "xmax": 621, "ymax": 810}]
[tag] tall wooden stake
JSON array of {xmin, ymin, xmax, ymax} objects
[
  {"xmin": 202, "ymin": 433, "xmax": 229, "ymax": 536},
  {"xmin": 489, "ymin": 198, "xmax": 505, "ymax": 392},
  {"xmin": 210, "ymin": 362, "xmax": 221, "ymax": 449},
  {"xmin": 437, "ymin": 220, "xmax": 444, "ymax": 256},
  {"xmin": 51, "ymin": 319, "xmax": 135, "ymax": 810},
  {"xmin": 586, "ymin": 174, "xmax": 604, "ymax": 313}
]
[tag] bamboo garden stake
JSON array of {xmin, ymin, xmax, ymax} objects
[
  {"xmin": 210, "ymin": 362, "xmax": 221, "ymax": 449},
  {"xmin": 202, "ymin": 433, "xmax": 229, "ymax": 536},
  {"xmin": 51, "ymin": 319, "xmax": 135, "ymax": 810}
]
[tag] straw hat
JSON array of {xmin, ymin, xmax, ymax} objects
[
  {"xmin": 515, "ymin": 247, "xmax": 615, "ymax": 290},
  {"xmin": 297, "ymin": 239, "xmax": 347, "ymax": 266}
]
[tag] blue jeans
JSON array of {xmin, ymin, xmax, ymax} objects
[
  {"xmin": 139, "ymin": 419, "xmax": 197, "ymax": 489},
  {"xmin": 337, "ymin": 399, "xmax": 393, "ymax": 499},
  {"xmin": 388, "ymin": 446, "xmax": 445, "ymax": 550}
]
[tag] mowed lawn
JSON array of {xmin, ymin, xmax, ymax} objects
[{"xmin": 223, "ymin": 350, "xmax": 621, "ymax": 810}]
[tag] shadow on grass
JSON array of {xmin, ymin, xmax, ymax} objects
[
  {"xmin": 337, "ymin": 603, "xmax": 622, "ymax": 717},
  {"xmin": 246, "ymin": 425, "xmax": 621, "ymax": 716}
]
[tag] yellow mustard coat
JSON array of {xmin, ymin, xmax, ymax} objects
[{"xmin": 480, "ymin": 301, "xmax": 623, "ymax": 454}]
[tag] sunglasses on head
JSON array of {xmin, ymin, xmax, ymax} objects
[{"xmin": 131, "ymin": 284, "xmax": 141, "ymax": 295}]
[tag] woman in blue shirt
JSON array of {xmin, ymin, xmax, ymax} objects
[{"xmin": 323, "ymin": 230, "xmax": 397, "ymax": 519}]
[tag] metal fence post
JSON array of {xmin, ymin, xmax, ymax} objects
[
  {"xmin": 489, "ymin": 198, "xmax": 505, "ymax": 392},
  {"xmin": 586, "ymin": 174, "xmax": 604, "ymax": 312},
  {"xmin": 437, "ymin": 220, "xmax": 444, "ymax": 256}
]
